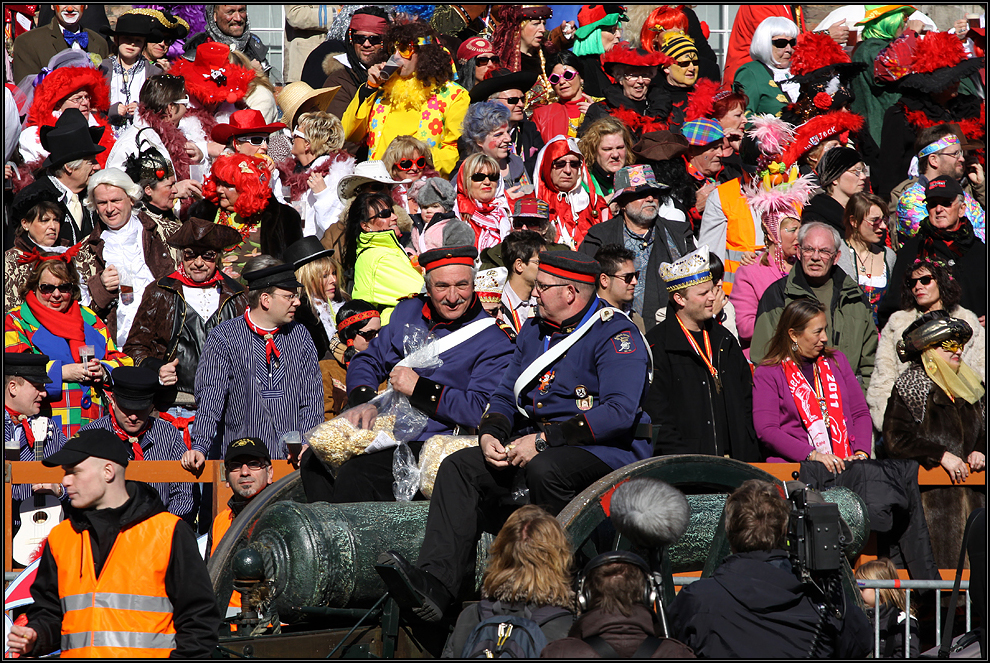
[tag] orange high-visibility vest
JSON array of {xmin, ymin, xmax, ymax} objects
[
  {"xmin": 48, "ymin": 511, "xmax": 180, "ymax": 658},
  {"xmin": 210, "ymin": 508, "xmax": 240, "ymax": 608},
  {"xmin": 719, "ymin": 180, "xmax": 763, "ymax": 296}
]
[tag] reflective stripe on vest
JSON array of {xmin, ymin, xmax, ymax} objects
[
  {"xmin": 210, "ymin": 508, "xmax": 241, "ymax": 608},
  {"xmin": 48, "ymin": 511, "xmax": 180, "ymax": 658},
  {"xmin": 719, "ymin": 181, "xmax": 762, "ymax": 295}
]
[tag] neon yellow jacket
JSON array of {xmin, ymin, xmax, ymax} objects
[{"xmin": 351, "ymin": 230, "xmax": 424, "ymax": 324}]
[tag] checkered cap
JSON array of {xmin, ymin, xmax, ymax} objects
[{"xmin": 681, "ymin": 118, "xmax": 725, "ymax": 147}]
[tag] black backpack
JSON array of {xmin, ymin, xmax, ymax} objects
[{"xmin": 462, "ymin": 603, "xmax": 570, "ymax": 658}]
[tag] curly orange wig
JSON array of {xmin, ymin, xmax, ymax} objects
[
  {"xmin": 27, "ymin": 66, "xmax": 110, "ymax": 127},
  {"xmin": 203, "ymin": 154, "xmax": 273, "ymax": 218},
  {"xmin": 640, "ymin": 6, "xmax": 689, "ymax": 53}
]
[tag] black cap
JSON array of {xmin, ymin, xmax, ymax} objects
[
  {"xmin": 538, "ymin": 249, "xmax": 601, "ymax": 284},
  {"xmin": 43, "ymin": 428, "xmax": 130, "ymax": 467},
  {"xmin": 224, "ymin": 437, "xmax": 271, "ymax": 463},
  {"xmin": 4, "ymin": 352, "xmax": 53, "ymax": 385},
  {"xmin": 243, "ymin": 263, "xmax": 303, "ymax": 291},
  {"xmin": 925, "ymin": 176, "xmax": 965, "ymax": 202},
  {"xmin": 419, "ymin": 245, "xmax": 478, "ymax": 273},
  {"xmin": 283, "ymin": 236, "xmax": 334, "ymax": 269},
  {"xmin": 110, "ymin": 366, "xmax": 159, "ymax": 410}
]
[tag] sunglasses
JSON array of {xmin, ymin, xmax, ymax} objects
[
  {"xmin": 371, "ymin": 207, "xmax": 395, "ymax": 219},
  {"xmin": 236, "ymin": 135, "xmax": 268, "ymax": 146},
  {"xmin": 225, "ymin": 459, "xmax": 268, "ymax": 472},
  {"xmin": 551, "ymin": 158, "xmax": 582, "ymax": 170},
  {"xmin": 600, "ymin": 23, "xmax": 620, "ymax": 34},
  {"xmin": 499, "ymin": 96, "xmax": 524, "ymax": 105},
  {"xmin": 351, "ymin": 32, "xmax": 384, "ymax": 46},
  {"xmin": 398, "ymin": 157, "xmax": 427, "ymax": 170},
  {"xmin": 470, "ymin": 172, "xmax": 499, "ymax": 183},
  {"xmin": 397, "ymin": 44, "xmax": 416, "ymax": 59},
  {"xmin": 356, "ymin": 328, "xmax": 380, "ymax": 341},
  {"xmin": 674, "ymin": 58, "xmax": 699, "ymax": 67},
  {"xmin": 38, "ymin": 283, "xmax": 73, "ymax": 295},
  {"xmin": 475, "ymin": 55, "xmax": 500, "ymax": 66},
  {"xmin": 907, "ymin": 275, "xmax": 934, "ymax": 288},
  {"xmin": 607, "ymin": 271, "xmax": 640, "ymax": 284},
  {"xmin": 772, "ymin": 38, "xmax": 797, "ymax": 48},
  {"xmin": 941, "ymin": 340, "xmax": 964, "ymax": 353},
  {"xmin": 548, "ymin": 69, "xmax": 579, "ymax": 85},
  {"xmin": 182, "ymin": 248, "xmax": 219, "ymax": 262}
]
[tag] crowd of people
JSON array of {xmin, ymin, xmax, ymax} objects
[{"xmin": 3, "ymin": 3, "xmax": 987, "ymax": 658}]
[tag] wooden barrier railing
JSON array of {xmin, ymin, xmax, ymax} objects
[{"xmin": 4, "ymin": 461, "xmax": 983, "ymax": 573}]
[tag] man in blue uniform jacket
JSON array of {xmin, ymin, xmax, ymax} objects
[
  {"xmin": 375, "ymin": 250, "xmax": 653, "ymax": 622},
  {"xmin": 302, "ymin": 245, "xmax": 515, "ymax": 503}
]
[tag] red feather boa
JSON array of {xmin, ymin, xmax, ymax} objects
[
  {"xmin": 683, "ymin": 78, "xmax": 722, "ymax": 123},
  {"xmin": 902, "ymin": 103, "xmax": 986, "ymax": 142},
  {"xmin": 136, "ymin": 106, "xmax": 194, "ymax": 182},
  {"xmin": 608, "ymin": 105, "xmax": 668, "ymax": 135},
  {"xmin": 275, "ymin": 151, "xmax": 352, "ymax": 201}
]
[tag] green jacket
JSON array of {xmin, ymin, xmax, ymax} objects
[
  {"xmin": 351, "ymin": 230, "xmax": 424, "ymax": 325},
  {"xmin": 734, "ymin": 60, "xmax": 790, "ymax": 118},
  {"xmin": 850, "ymin": 38, "xmax": 900, "ymax": 147},
  {"xmin": 750, "ymin": 263, "xmax": 878, "ymax": 394}
]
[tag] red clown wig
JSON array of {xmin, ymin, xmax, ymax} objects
[{"xmin": 202, "ymin": 154, "xmax": 273, "ymax": 218}]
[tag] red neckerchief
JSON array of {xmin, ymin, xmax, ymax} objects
[
  {"xmin": 683, "ymin": 155, "xmax": 718, "ymax": 185},
  {"xmin": 4, "ymin": 406, "xmax": 35, "ymax": 449},
  {"xmin": 169, "ymin": 269, "xmax": 224, "ymax": 289},
  {"xmin": 244, "ymin": 310, "xmax": 280, "ymax": 366},
  {"xmin": 158, "ymin": 411, "xmax": 194, "ymax": 450},
  {"xmin": 24, "ymin": 291, "xmax": 86, "ymax": 362},
  {"xmin": 108, "ymin": 402, "xmax": 151, "ymax": 460}
]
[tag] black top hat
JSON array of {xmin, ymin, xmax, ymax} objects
[
  {"xmin": 4, "ymin": 352, "xmax": 53, "ymax": 385},
  {"xmin": 110, "ymin": 366, "xmax": 159, "ymax": 410},
  {"xmin": 224, "ymin": 437, "xmax": 272, "ymax": 463},
  {"xmin": 244, "ymin": 263, "xmax": 303, "ymax": 291},
  {"xmin": 283, "ymin": 236, "xmax": 335, "ymax": 269},
  {"xmin": 167, "ymin": 217, "xmax": 242, "ymax": 251},
  {"xmin": 469, "ymin": 68, "xmax": 540, "ymax": 104},
  {"xmin": 100, "ymin": 13, "xmax": 165, "ymax": 42},
  {"xmin": 43, "ymin": 428, "xmax": 130, "ymax": 468},
  {"xmin": 39, "ymin": 108, "xmax": 106, "ymax": 169}
]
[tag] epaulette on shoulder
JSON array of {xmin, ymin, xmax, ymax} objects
[
  {"xmin": 496, "ymin": 319, "xmax": 517, "ymax": 341},
  {"xmin": 397, "ymin": 293, "xmax": 424, "ymax": 302}
]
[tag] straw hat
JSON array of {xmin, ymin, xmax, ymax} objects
[{"xmin": 277, "ymin": 81, "xmax": 341, "ymax": 129}]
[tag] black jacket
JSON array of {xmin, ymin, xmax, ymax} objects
[
  {"xmin": 187, "ymin": 195, "xmax": 303, "ymax": 265},
  {"xmin": 800, "ymin": 193, "xmax": 845, "ymax": 236},
  {"xmin": 25, "ymin": 481, "xmax": 220, "ymax": 658},
  {"xmin": 877, "ymin": 218, "xmax": 987, "ymax": 328},
  {"xmin": 645, "ymin": 316, "xmax": 760, "ymax": 461},
  {"xmin": 578, "ymin": 216, "xmax": 693, "ymax": 331},
  {"xmin": 668, "ymin": 549, "xmax": 873, "ymax": 659}
]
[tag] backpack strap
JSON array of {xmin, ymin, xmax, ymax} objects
[
  {"xmin": 633, "ymin": 636, "xmax": 664, "ymax": 658},
  {"xmin": 582, "ymin": 635, "xmax": 618, "ymax": 658}
]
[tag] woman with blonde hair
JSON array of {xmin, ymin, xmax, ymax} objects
[
  {"xmin": 455, "ymin": 153, "xmax": 512, "ymax": 250},
  {"xmin": 579, "ymin": 116, "xmax": 635, "ymax": 198},
  {"xmin": 228, "ymin": 48, "xmax": 278, "ymax": 122},
  {"xmin": 854, "ymin": 558, "xmax": 919, "ymax": 658},
  {"xmin": 382, "ymin": 135, "xmax": 438, "ymax": 215},
  {"xmin": 283, "ymin": 110, "xmax": 355, "ymax": 238},
  {"xmin": 442, "ymin": 505, "xmax": 575, "ymax": 657}
]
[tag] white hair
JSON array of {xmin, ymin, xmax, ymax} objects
[
  {"xmin": 750, "ymin": 17, "xmax": 798, "ymax": 68},
  {"xmin": 85, "ymin": 168, "xmax": 143, "ymax": 211},
  {"xmin": 798, "ymin": 221, "xmax": 842, "ymax": 254}
]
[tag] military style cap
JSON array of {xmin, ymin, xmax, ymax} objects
[
  {"xmin": 43, "ymin": 428, "xmax": 130, "ymax": 467},
  {"xmin": 243, "ymin": 263, "xmax": 303, "ymax": 291},
  {"xmin": 4, "ymin": 352, "xmax": 53, "ymax": 384},
  {"xmin": 538, "ymin": 250, "xmax": 601, "ymax": 284},
  {"xmin": 419, "ymin": 245, "xmax": 479, "ymax": 272},
  {"xmin": 224, "ymin": 437, "xmax": 272, "ymax": 463},
  {"xmin": 110, "ymin": 366, "xmax": 159, "ymax": 410},
  {"xmin": 659, "ymin": 245, "xmax": 713, "ymax": 292}
]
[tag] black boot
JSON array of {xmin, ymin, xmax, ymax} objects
[{"xmin": 375, "ymin": 551, "xmax": 453, "ymax": 623}]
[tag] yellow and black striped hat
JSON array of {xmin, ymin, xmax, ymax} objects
[{"xmin": 659, "ymin": 30, "xmax": 697, "ymax": 61}]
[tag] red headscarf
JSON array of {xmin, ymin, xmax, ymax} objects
[
  {"xmin": 455, "ymin": 160, "xmax": 510, "ymax": 249},
  {"xmin": 534, "ymin": 137, "xmax": 608, "ymax": 248}
]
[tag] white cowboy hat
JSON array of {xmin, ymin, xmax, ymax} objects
[{"xmin": 337, "ymin": 160, "xmax": 411, "ymax": 201}]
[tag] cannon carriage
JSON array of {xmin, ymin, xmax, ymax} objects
[{"xmin": 209, "ymin": 455, "xmax": 869, "ymax": 658}]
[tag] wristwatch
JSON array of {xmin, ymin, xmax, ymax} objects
[{"xmin": 535, "ymin": 432, "xmax": 548, "ymax": 453}]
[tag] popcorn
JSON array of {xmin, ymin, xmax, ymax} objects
[
  {"xmin": 418, "ymin": 435, "xmax": 476, "ymax": 498},
  {"xmin": 306, "ymin": 414, "xmax": 397, "ymax": 468}
]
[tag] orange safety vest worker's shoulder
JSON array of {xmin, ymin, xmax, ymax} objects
[{"xmin": 210, "ymin": 507, "xmax": 241, "ymax": 608}]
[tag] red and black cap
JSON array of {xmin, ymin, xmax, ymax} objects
[
  {"xmin": 538, "ymin": 250, "xmax": 601, "ymax": 284},
  {"xmin": 419, "ymin": 245, "xmax": 478, "ymax": 272},
  {"xmin": 925, "ymin": 176, "xmax": 965, "ymax": 202}
]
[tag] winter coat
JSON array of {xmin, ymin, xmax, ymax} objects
[
  {"xmin": 867, "ymin": 306, "xmax": 985, "ymax": 431},
  {"xmin": 645, "ymin": 77, "xmax": 692, "ymax": 132},
  {"xmin": 541, "ymin": 605, "xmax": 695, "ymax": 658},
  {"xmin": 733, "ymin": 59, "xmax": 791, "ymax": 118},
  {"xmin": 579, "ymin": 216, "xmax": 694, "ymax": 332},
  {"xmin": 877, "ymin": 218, "xmax": 987, "ymax": 329},
  {"xmin": 668, "ymin": 549, "xmax": 873, "ymax": 659},
  {"xmin": 753, "ymin": 350, "xmax": 873, "ymax": 461},
  {"xmin": 730, "ymin": 257, "xmax": 789, "ymax": 358},
  {"xmin": 801, "ymin": 193, "xmax": 845, "ymax": 236},
  {"xmin": 443, "ymin": 599, "xmax": 574, "ymax": 658},
  {"xmin": 11, "ymin": 18, "xmax": 109, "ymax": 86},
  {"xmin": 882, "ymin": 364, "xmax": 986, "ymax": 569},
  {"xmin": 350, "ymin": 230, "xmax": 424, "ymax": 324},
  {"xmin": 850, "ymin": 37, "xmax": 900, "ymax": 150},
  {"xmin": 865, "ymin": 602, "xmax": 920, "ymax": 659},
  {"xmin": 645, "ymin": 316, "xmax": 760, "ymax": 461}
]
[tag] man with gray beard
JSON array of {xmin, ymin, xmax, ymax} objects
[{"xmin": 580, "ymin": 165, "xmax": 694, "ymax": 330}]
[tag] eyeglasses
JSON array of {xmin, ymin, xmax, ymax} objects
[
  {"xmin": 398, "ymin": 157, "xmax": 427, "ymax": 170},
  {"xmin": 370, "ymin": 207, "xmax": 395, "ymax": 219},
  {"xmin": 470, "ymin": 172, "xmax": 499, "ymax": 183},
  {"xmin": 475, "ymin": 55, "xmax": 500, "ymax": 66},
  {"xmin": 941, "ymin": 339, "xmax": 964, "ymax": 353},
  {"xmin": 622, "ymin": 72, "xmax": 652, "ymax": 81},
  {"xmin": 548, "ymin": 69, "xmax": 579, "ymax": 85},
  {"xmin": 600, "ymin": 23, "xmax": 620, "ymax": 34},
  {"xmin": 937, "ymin": 149, "xmax": 964, "ymax": 160},
  {"xmin": 63, "ymin": 91, "xmax": 91, "ymax": 105},
  {"xmin": 181, "ymin": 248, "xmax": 219, "ymax": 262},
  {"xmin": 799, "ymin": 246, "xmax": 835, "ymax": 260},
  {"xmin": 272, "ymin": 291, "xmax": 300, "ymax": 301},
  {"xmin": 292, "ymin": 128, "xmax": 307, "ymax": 140},
  {"xmin": 534, "ymin": 281, "xmax": 570, "ymax": 293},
  {"xmin": 772, "ymin": 38, "xmax": 797, "ymax": 48},
  {"xmin": 38, "ymin": 283, "xmax": 73, "ymax": 295},
  {"xmin": 607, "ymin": 271, "xmax": 640, "ymax": 284},
  {"xmin": 351, "ymin": 32, "xmax": 384, "ymax": 46},
  {"xmin": 173, "ymin": 96, "xmax": 190, "ymax": 107},
  {"xmin": 225, "ymin": 459, "xmax": 268, "ymax": 472},
  {"xmin": 906, "ymin": 275, "xmax": 934, "ymax": 288},
  {"xmin": 355, "ymin": 328, "xmax": 379, "ymax": 341},
  {"xmin": 845, "ymin": 166, "xmax": 869, "ymax": 178},
  {"xmin": 236, "ymin": 135, "xmax": 269, "ymax": 146},
  {"xmin": 674, "ymin": 58, "xmax": 699, "ymax": 67},
  {"xmin": 499, "ymin": 96, "xmax": 524, "ymax": 105},
  {"xmin": 551, "ymin": 158, "xmax": 582, "ymax": 170}
]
